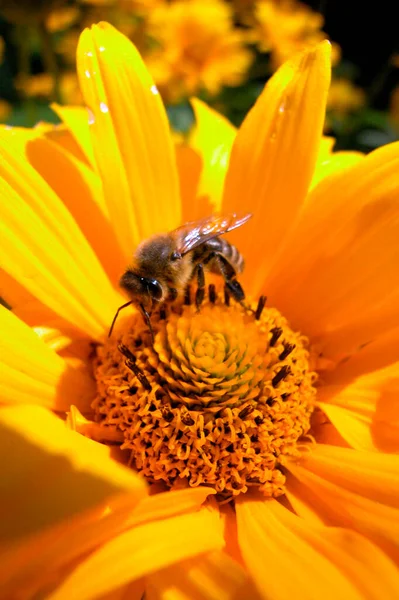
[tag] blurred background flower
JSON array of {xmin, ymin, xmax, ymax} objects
[{"xmin": 0, "ymin": 0, "xmax": 398, "ymax": 150}]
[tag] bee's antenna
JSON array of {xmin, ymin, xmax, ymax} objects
[
  {"xmin": 108, "ymin": 300, "xmax": 134, "ymax": 338},
  {"xmin": 139, "ymin": 303, "xmax": 155, "ymax": 343}
]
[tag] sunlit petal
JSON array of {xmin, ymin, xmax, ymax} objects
[
  {"xmin": 49, "ymin": 505, "xmax": 224, "ymax": 600},
  {"xmin": 222, "ymin": 42, "xmax": 331, "ymax": 294},
  {"xmin": 77, "ymin": 22, "xmax": 180, "ymax": 259},
  {"xmin": 0, "ymin": 306, "xmax": 94, "ymax": 411}
]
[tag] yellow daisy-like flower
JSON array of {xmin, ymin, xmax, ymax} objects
[
  {"xmin": 252, "ymin": 0, "xmax": 339, "ymax": 68},
  {"xmin": 1, "ymin": 21, "xmax": 399, "ymax": 599},
  {"xmin": 145, "ymin": 0, "xmax": 253, "ymax": 103},
  {"xmin": 327, "ymin": 78, "xmax": 366, "ymax": 118}
]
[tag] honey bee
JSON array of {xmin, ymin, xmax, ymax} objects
[{"xmin": 109, "ymin": 213, "xmax": 252, "ymax": 338}]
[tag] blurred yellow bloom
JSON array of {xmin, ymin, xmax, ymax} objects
[
  {"xmin": 145, "ymin": 0, "xmax": 253, "ymax": 102},
  {"xmin": 46, "ymin": 5, "xmax": 80, "ymax": 32},
  {"xmin": 15, "ymin": 72, "xmax": 83, "ymax": 104},
  {"xmin": 0, "ymin": 99, "xmax": 11, "ymax": 122},
  {"xmin": 327, "ymin": 78, "xmax": 366, "ymax": 117},
  {"xmin": 1, "ymin": 21, "xmax": 399, "ymax": 600},
  {"xmin": 252, "ymin": 0, "xmax": 339, "ymax": 68}
]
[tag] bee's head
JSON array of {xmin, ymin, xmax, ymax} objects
[{"xmin": 120, "ymin": 270, "xmax": 163, "ymax": 306}]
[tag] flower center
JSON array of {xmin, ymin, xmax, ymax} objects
[{"xmin": 93, "ymin": 288, "xmax": 317, "ymax": 500}]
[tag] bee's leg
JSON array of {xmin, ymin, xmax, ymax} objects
[
  {"xmin": 108, "ymin": 300, "xmax": 134, "ymax": 338},
  {"xmin": 194, "ymin": 263, "xmax": 206, "ymax": 310},
  {"xmin": 139, "ymin": 302, "xmax": 154, "ymax": 343},
  {"xmin": 204, "ymin": 253, "xmax": 245, "ymax": 303},
  {"xmin": 184, "ymin": 284, "xmax": 192, "ymax": 306}
]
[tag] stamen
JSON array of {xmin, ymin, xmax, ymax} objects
[
  {"xmin": 272, "ymin": 365, "xmax": 291, "ymax": 388},
  {"xmin": 255, "ymin": 295, "xmax": 267, "ymax": 320},
  {"xmin": 279, "ymin": 343, "xmax": 295, "ymax": 360},
  {"xmin": 159, "ymin": 306, "xmax": 167, "ymax": 320},
  {"xmin": 269, "ymin": 327, "xmax": 283, "ymax": 347},
  {"xmin": 224, "ymin": 288, "xmax": 230, "ymax": 306}
]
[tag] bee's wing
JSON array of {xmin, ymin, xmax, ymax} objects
[{"xmin": 172, "ymin": 213, "xmax": 252, "ymax": 256}]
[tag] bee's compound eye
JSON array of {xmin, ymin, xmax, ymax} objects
[{"xmin": 147, "ymin": 279, "xmax": 163, "ymax": 300}]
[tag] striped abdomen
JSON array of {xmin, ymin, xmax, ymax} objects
[{"xmin": 193, "ymin": 237, "xmax": 245, "ymax": 275}]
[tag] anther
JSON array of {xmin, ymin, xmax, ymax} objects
[
  {"xmin": 238, "ymin": 405, "xmax": 254, "ymax": 419},
  {"xmin": 255, "ymin": 295, "xmax": 267, "ymax": 320},
  {"xmin": 208, "ymin": 284, "xmax": 217, "ymax": 304},
  {"xmin": 118, "ymin": 343, "xmax": 136, "ymax": 362},
  {"xmin": 184, "ymin": 285, "xmax": 192, "ymax": 306},
  {"xmin": 181, "ymin": 414, "xmax": 195, "ymax": 426},
  {"xmin": 272, "ymin": 365, "xmax": 291, "ymax": 388},
  {"xmin": 159, "ymin": 306, "xmax": 167, "ymax": 320},
  {"xmin": 224, "ymin": 288, "xmax": 230, "ymax": 306},
  {"xmin": 279, "ymin": 343, "xmax": 295, "ymax": 360},
  {"xmin": 269, "ymin": 327, "xmax": 283, "ymax": 347},
  {"xmin": 125, "ymin": 358, "xmax": 152, "ymax": 391}
]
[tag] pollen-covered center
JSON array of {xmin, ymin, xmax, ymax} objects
[{"xmin": 93, "ymin": 291, "xmax": 317, "ymax": 499}]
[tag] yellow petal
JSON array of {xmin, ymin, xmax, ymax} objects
[
  {"xmin": 51, "ymin": 103, "xmax": 96, "ymax": 167},
  {"xmin": 310, "ymin": 149, "xmax": 363, "ymax": 190},
  {"xmin": 0, "ymin": 134, "xmax": 123, "ymax": 339},
  {"xmin": 293, "ymin": 443, "xmax": 399, "ymax": 507},
  {"xmin": 0, "ymin": 306, "xmax": 94, "ymax": 411},
  {"xmin": 266, "ymin": 142, "xmax": 399, "ymax": 348},
  {"xmin": 222, "ymin": 42, "xmax": 331, "ymax": 294},
  {"xmin": 49, "ymin": 505, "xmax": 224, "ymax": 600},
  {"xmin": 174, "ymin": 143, "xmax": 204, "ymax": 221},
  {"xmin": 236, "ymin": 496, "xmax": 364, "ymax": 600},
  {"xmin": 287, "ymin": 448, "xmax": 399, "ymax": 560},
  {"xmin": 125, "ymin": 487, "xmax": 216, "ymax": 528},
  {"xmin": 77, "ymin": 22, "xmax": 181, "ymax": 260},
  {"xmin": 24, "ymin": 134, "xmax": 125, "ymax": 284},
  {"xmin": 326, "ymin": 326, "xmax": 399, "ymax": 382},
  {"xmin": 189, "ymin": 98, "xmax": 236, "ymax": 214},
  {"xmin": 1, "ymin": 486, "xmax": 214, "ymax": 598},
  {"xmin": 318, "ymin": 361, "xmax": 399, "ymax": 452},
  {"xmin": 0, "ymin": 404, "xmax": 146, "ymax": 548},
  {"xmin": 147, "ymin": 551, "xmax": 258, "ymax": 600}
]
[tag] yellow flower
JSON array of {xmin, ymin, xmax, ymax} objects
[
  {"xmin": 145, "ymin": 0, "xmax": 253, "ymax": 103},
  {"xmin": 0, "ymin": 99, "xmax": 11, "ymax": 122},
  {"xmin": 1, "ymin": 21, "xmax": 399, "ymax": 599},
  {"xmin": 327, "ymin": 78, "xmax": 366, "ymax": 117},
  {"xmin": 252, "ymin": 0, "xmax": 339, "ymax": 68}
]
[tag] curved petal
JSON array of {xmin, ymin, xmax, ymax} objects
[
  {"xmin": 265, "ymin": 142, "xmax": 399, "ymax": 349},
  {"xmin": 0, "ymin": 404, "xmax": 146, "ymax": 549},
  {"xmin": 174, "ymin": 143, "xmax": 204, "ymax": 222},
  {"xmin": 318, "ymin": 362, "xmax": 399, "ymax": 452},
  {"xmin": 0, "ymin": 306, "xmax": 94, "ymax": 411},
  {"xmin": 286, "ymin": 445, "xmax": 399, "ymax": 561},
  {"xmin": 77, "ymin": 22, "xmax": 181, "ymax": 260},
  {"xmin": 0, "ymin": 134, "xmax": 123, "ymax": 339},
  {"xmin": 236, "ymin": 496, "xmax": 369, "ymax": 600},
  {"xmin": 24, "ymin": 135, "xmax": 125, "ymax": 284},
  {"xmin": 147, "ymin": 551, "xmax": 258, "ymax": 600},
  {"xmin": 189, "ymin": 98, "xmax": 236, "ymax": 215},
  {"xmin": 222, "ymin": 42, "xmax": 331, "ymax": 295},
  {"xmin": 310, "ymin": 150, "xmax": 363, "ymax": 191},
  {"xmin": 1, "ymin": 485, "xmax": 214, "ymax": 598},
  {"xmin": 51, "ymin": 104, "xmax": 96, "ymax": 167},
  {"xmin": 48, "ymin": 505, "xmax": 224, "ymax": 600}
]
